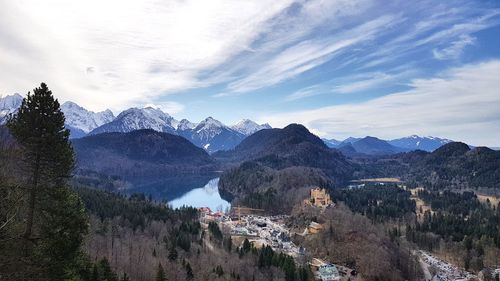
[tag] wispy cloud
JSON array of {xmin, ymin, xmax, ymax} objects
[
  {"xmin": 285, "ymin": 85, "xmax": 328, "ymax": 101},
  {"xmin": 0, "ymin": 0, "xmax": 296, "ymax": 110},
  {"xmin": 261, "ymin": 60, "xmax": 500, "ymax": 146},
  {"xmin": 224, "ymin": 15, "xmax": 400, "ymax": 94},
  {"xmin": 284, "ymin": 68, "xmax": 416, "ymax": 101},
  {"xmin": 433, "ymin": 34, "xmax": 476, "ymax": 60},
  {"xmin": 0, "ymin": 0, "xmax": 499, "ymax": 127}
]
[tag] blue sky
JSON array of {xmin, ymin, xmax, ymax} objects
[{"xmin": 1, "ymin": 0, "xmax": 500, "ymax": 145}]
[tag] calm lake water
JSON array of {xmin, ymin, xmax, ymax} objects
[
  {"xmin": 168, "ymin": 178, "xmax": 231, "ymax": 211},
  {"xmin": 125, "ymin": 175, "xmax": 230, "ymax": 210}
]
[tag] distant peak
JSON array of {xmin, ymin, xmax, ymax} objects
[
  {"xmin": 234, "ymin": 119, "xmax": 257, "ymax": 126},
  {"xmin": 62, "ymin": 101, "xmax": 83, "ymax": 109},
  {"xmin": 0, "ymin": 93, "xmax": 24, "ymax": 109},
  {"xmin": 202, "ymin": 116, "xmax": 223, "ymax": 125},
  {"xmin": 0, "ymin": 93, "xmax": 23, "ymax": 101}
]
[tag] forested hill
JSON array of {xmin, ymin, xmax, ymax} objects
[
  {"xmin": 215, "ymin": 124, "xmax": 327, "ymax": 161},
  {"xmin": 214, "ymin": 124, "xmax": 353, "ymax": 178},
  {"xmin": 217, "ymin": 124, "xmax": 354, "ymax": 212},
  {"xmin": 401, "ymin": 142, "xmax": 500, "ymax": 189},
  {"xmin": 72, "ymin": 129, "xmax": 218, "ymax": 177}
]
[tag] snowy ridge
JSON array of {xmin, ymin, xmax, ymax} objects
[
  {"xmin": 231, "ymin": 119, "xmax": 271, "ymax": 136},
  {"xmin": 323, "ymin": 135, "xmax": 453, "ymax": 152},
  {"xmin": 177, "ymin": 119, "xmax": 197, "ymax": 131},
  {"xmin": 388, "ymin": 135, "xmax": 453, "ymax": 152},
  {"xmin": 194, "ymin": 117, "xmax": 229, "ymax": 141},
  {"xmin": 0, "ymin": 94, "xmax": 23, "ymax": 122},
  {"xmin": 61, "ymin": 101, "xmax": 115, "ymax": 133},
  {"xmin": 89, "ymin": 107, "xmax": 177, "ymax": 135}
]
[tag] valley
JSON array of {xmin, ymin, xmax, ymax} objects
[
  {"xmin": 2, "ymin": 1, "xmax": 500, "ymax": 280},
  {"xmin": 1, "ymin": 89, "xmax": 499, "ymax": 281}
]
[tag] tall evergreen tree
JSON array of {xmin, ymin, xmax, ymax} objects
[
  {"xmin": 7, "ymin": 83, "xmax": 75, "ymax": 240},
  {"xmin": 185, "ymin": 262, "xmax": 194, "ymax": 281},
  {"xmin": 3, "ymin": 83, "xmax": 88, "ymax": 280},
  {"xmin": 121, "ymin": 272, "xmax": 130, "ymax": 281},
  {"xmin": 156, "ymin": 263, "xmax": 167, "ymax": 281},
  {"xmin": 168, "ymin": 244, "xmax": 178, "ymax": 261}
]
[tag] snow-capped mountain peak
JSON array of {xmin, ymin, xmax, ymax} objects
[
  {"xmin": 0, "ymin": 93, "xmax": 23, "ymax": 122},
  {"xmin": 89, "ymin": 107, "xmax": 178, "ymax": 135},
  {"xmin": 197, "ymin": 117, "xmax": 225, "ymax": 129},
  {"xmin": 177, "ymin": 119, "xmax": 196, "ymax": 131},
  {"xmin": 231, "ymin": 119, "xmax": 272, "ymax": 136},
  {"xmin": 388, "ymin": 135, "xmax": 452, "ymax": 152},
  {"xmin": 61, "ymin": 101, "xmax": 115, "ymax": 133}
]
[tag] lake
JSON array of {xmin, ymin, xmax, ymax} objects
[
  {"xmin": 168, "ymin": 178, "xmax": 231, "ymax": 211},
  {"xmin": 126, "ymin": 175, "xmax": 231, "ymax": 211}
]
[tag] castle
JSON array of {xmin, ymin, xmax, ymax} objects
[{"xmin": 305, "ymin": 187, "xmax": 332, "ymax": 208}]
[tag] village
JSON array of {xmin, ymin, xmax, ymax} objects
[
  {"xmin": 195, "ymin": 183, "xmax": 499, "ymax": 281},
  {"xmin": 196, "ymin": 187, "xmax": 355, "ymax": 281}
]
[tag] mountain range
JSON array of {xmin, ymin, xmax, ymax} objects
[
  {"xmin": 0, "ymin": 93, "xmax": 464, "ymax": 154},
  {"xmin": 323, "ymin": 135, "xmax": 453, "ymax": 154},
  {"xmin": 0, "ymin": 94, "xmax": 270, "ymax": 153}
]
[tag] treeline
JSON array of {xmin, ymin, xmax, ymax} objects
[
  {"xmin": 406, "ymin": 190, "xmax": 500, "ymax": 272},
  {"xmin": 414, "ymin": 190, "xmax": 500, "ymax": 246},
  {"xmin": 241, "ymin": 188, "xmax": 279, "ymax": 211},
  {"xmin": 331, "ymin": 184, "xmax": 415, "ymax": 221},
  {"xmin": 75, "ymin": 186, "xmax": 198, "ymax": 231}
]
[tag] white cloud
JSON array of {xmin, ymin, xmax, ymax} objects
[
  {"xmin": 0, "ymin": 0, "xmax": 295, "ymax": 110},
  {"xmin": 285, "ymin": 85, "xmax": 327, "ymax": 101},
  {"xmin": 356, "ymin": 8, "xmax": 500, "ymax": 69},
  {"xmin": 433, "ymin": 34, "xmax": 476, "ymax": 60},
  {"xmin": 260, "ymin": 60, "xmax": 500, "ymax": 146},
  {"xmin": 225, "ymin": 15, "xmax": 400, "ymax": 94},
  {"xmin": 284, "ymin": 67, "xmax": 416, "ymax": 101}
]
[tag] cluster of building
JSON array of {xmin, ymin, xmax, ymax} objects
[
  {"xmin": 198, "ymin": 207, "xmax": 225, "ymax": 222},
  {"xmin": 226, "ymin": 215, "xmax": 304, "ymax": 258},
  {"xmin": 197, "ymin": 188, "xmax": 355, "ymax": 281},
  {"xmin": 419, "ymin": 251, "xmax": 477, "ymax": 281}
]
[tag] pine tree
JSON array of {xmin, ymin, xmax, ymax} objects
[
  {"xmin": 4, "ymin": 83, "xmax": 88, "ymax": 280},
  {"xmin": 168, "ymin": 244, "xmax": 178, "ymax": 261},
  {"xmin": 7, "ymin": 83, "xmax": 75, "ymax": 240},
  {"xmin": 185, "ymin": 262, "xmax": 194, "ymax": 281},
  {"xmin": 156, "ymin": 263, "xmax": 167, "ymax": 281}
]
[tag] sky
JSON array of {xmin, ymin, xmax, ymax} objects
[{"xmin": 1, "ymin": 0, "xmax": 500, "ymax": 146}]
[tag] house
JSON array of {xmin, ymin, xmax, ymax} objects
[
  {"xmin": 308, "ymin": 222, "xmax": 323, "ymax": 234},
  {"xmin": 318, "ymin": 264, "xmax": 340, "ymax": 281},
  {"xmin": 310, "ymin": 258, "xmax": 340, "ymax": 281}
]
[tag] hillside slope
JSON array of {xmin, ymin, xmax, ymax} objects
[{"xmin": 73, "ymin": 129, "xmax": 217, "ymax": 178}]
